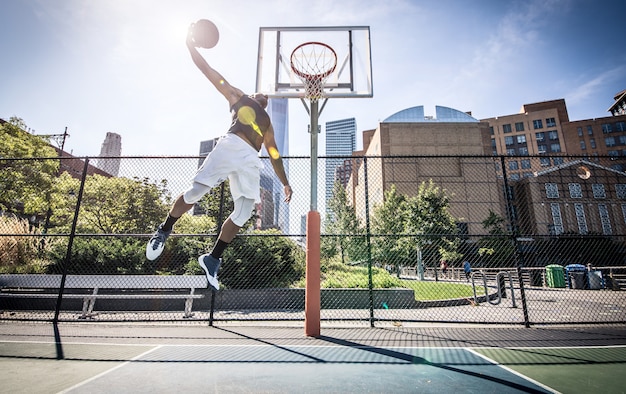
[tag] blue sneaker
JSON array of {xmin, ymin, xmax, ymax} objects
[
  {"xmin": 146, "ymin": 225, "xmax": 171, "ymax": 261},
  {"xmin": 198, "ymin": 254, "xmax": 221, "ymax": 290}
]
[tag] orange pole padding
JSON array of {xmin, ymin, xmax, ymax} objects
[{"xmin": 304, "ymin": 210, "xmax": 321, "ymax": 337}]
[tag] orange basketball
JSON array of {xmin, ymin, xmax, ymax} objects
[{"xmin": 191, "ymin": 19, "xmax": 219, "ymax": 49}]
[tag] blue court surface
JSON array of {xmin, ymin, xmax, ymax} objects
[{"xmin": 0, "ymin": 323, "xmax": 625, "ymax": 393}]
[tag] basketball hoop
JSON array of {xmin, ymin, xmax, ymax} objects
[{"xmin": 290, "ymin": 42, "xmax": 337, "ymax": 102}]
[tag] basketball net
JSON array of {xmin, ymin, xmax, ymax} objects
[{"xmin": 290, "ymin": 42, "xmax": 337, "ymax": 102}]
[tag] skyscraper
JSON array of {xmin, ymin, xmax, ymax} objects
[
  {"xmin": 96, "ymin": 132, "xmax": 122, "ymax": 176},
  {"xmin": 325, "ymin": 118, "xmax": 356, "ymax": 213},
  {"xmin": 260, "ymin": 98, "xmax": 290, "ymax": 232}
]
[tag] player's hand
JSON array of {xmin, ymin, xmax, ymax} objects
[{"xmin": 283, "ymin": 185, "xmax": 293, "ymax": 203}]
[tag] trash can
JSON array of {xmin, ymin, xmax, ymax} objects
[
  {"xmin": 588, "ymin": 270, "xmax": 603, "ymax": 290},
  {"xmin": 565, "ymin": 264, "xmax": 588, "ymax": 289},
  {"xmin": 545, "ymin": 265, "xmax": 566, "ymax": 288}
]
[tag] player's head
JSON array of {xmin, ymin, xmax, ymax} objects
[{"xmin": 250, "ymin": 93, "xmax": 268, "ymax": 108}]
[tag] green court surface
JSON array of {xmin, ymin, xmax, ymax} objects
[
  {"xmin": 474, "ymin": 346, "xmax": 626, "ymax": 394},
  {"xmin": 0, "ymin": 323, "xmax": 625, "ymax": 393}
]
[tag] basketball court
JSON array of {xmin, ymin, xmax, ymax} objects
[
  {"xmin": 3, "ymin": 22, "xmax": 624, "ymax": 394},
  {"xmin": 1, "ymin": 322, "xmax": 625, "ymax": 393}
]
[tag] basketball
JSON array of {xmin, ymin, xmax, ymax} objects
[{"xmin": 191, "ymin": 19, "xmax": 219, "ymax": 49}]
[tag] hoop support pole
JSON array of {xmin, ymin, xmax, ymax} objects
[{"xmin": 305, "ymin": 210, "xmax": 321, "ymax": 337}]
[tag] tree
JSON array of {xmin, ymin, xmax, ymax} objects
[
  {"xmin": 402, "ymin": 180, "xmax": 460, "ymax": 267},
  {"xmin": 371, "ymin": 185, "xmax": 411, "ymax": 266},
  {"xmin": 323, "ymin": 180, "xmax": 366, "ymax": 263},
  {"xmin": 45, "ymin": 173, "xmax": 175, "ymax": 274},
  {"xmin": 478, "ymin": 210, "xmax": 516, "ymax": 267},
  {"xmin": 50, "ymin": 173, "xmax": 170, "ymax": 234},
  {"xmin": 0, "ymin": 119, "xmax": 59, "ymax": 216}
]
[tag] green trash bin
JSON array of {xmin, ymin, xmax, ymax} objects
[{"xmin": 545, "ymin": 264, "xmax": 566, "ymax": 288}]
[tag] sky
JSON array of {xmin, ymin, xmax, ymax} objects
[{"xmin": 1, "ymin": 0, "xmax": 626, "ymax": 159}]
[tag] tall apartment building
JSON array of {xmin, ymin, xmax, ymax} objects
[
  {"xmin": 483, "ymin": 96, "xmax": 626, "ymax": 176},
  {"xmin": 260, "ymin": 98, "xmax": 290, "ymax": 232},
  {"xmin": 325, "ymin": 118, "xmax": 356, "ymax": 213},
  {"xmin": 481, "ymin": 99, "xmax": 569, "ymax": 180},
  {"xmin": 96, "ymin": 132, "xmax": 122, "ymax": 176}
]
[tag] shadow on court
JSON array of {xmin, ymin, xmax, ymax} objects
[{"xmin": 0, "ymin": 322, "xmax": 625, "ymax": 393}]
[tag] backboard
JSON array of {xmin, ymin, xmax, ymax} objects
[{"xmin": 256, "ymin": 26, "xmax": 372, "ymax": 99}]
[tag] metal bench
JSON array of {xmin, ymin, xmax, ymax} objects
[{"xmin": 0, "ymin": 274, "xmax": 207, "ymax": 318}]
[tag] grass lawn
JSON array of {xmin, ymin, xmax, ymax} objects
[
  {"xmin": 399, "ymin": 280, "xmax": 475, "ymax": 301},
  {"xmin": 310, "ymin": 261, "xmax": 475, "ymax": 302}
]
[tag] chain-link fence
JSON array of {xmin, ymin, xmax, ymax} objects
[{"xmin": 1, "ymin": 154, "xmax": 625, "ymax": 325}]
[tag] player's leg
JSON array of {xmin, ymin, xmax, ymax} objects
[
  {"xmin": 146, "ymin": 182, "xmax": 211, "ymax": 261},
  {"xmin": 198, "ymin": 196, "xmax": 255, "ymax": 290}
]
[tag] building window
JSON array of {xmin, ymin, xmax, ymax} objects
[
  {"xmin": 622, "ymin": 204, "xmax": 626, "ymax": 225},
  {"xmin": 609, "ymin": 150, "xmax": 619, "ymax": 158},
  {"xmin": 587, "ymin": 125, "xmax": 594, "ymax": 135},
  {"xmin": 523, "ymin": 172, "xmax": 533, "ymax": 178},
  {"xmin": 605, "ymin": 136, "xmax": 616, "ymax": 147},
  {"xmin": 569, "ymin": 183, "xmax": 582, "ymax": 198},
  {"xmin": 506, "ymin": 148, "xmax": 516, "ymax": 156},
  {"xmin": 517, "ymin": 135, "xmax": 527, "ymax": 144},
  {"xmin": 553, "ymin": 157, "xmax": 564, "ymax": 165},
  {"xmin": 550, "ymin": 143, "xmax": 561, "ymax": 152},
  {"xmin": 518, "ymin": 147, "xmax": 529, "ymax": 155},
  {"xmin": 533, "ymin": 119, "xmax": 543, "ymax": 129},
  {"xmin": 598, "ymin": 204, "xmax": 612, "ymax": 235},
  {"xmin": 503, "ymin": 124, "xmax": 512, "ymax": 133},
  {"xmin": 546, "ymin": 118, "xmax": 556, "ymax": 127},
  {"xmin": 538, "ymin": 144, "xmax": 547, "ymax": 154},
  {"xmin": 515, "ymin": 122, "xmax": 525, "ymax": 132},
  {"xmin": 590, "ymin": 138, "xmax": 596, "ymax": 149},
  {"xmin": 521, "ymin": 159, "xmax": 531, "ymax": 169},
  {"xmin": 602, "ymin": 123, "xmax": 613, "ymax": 133},
  {"xmin": 548, "ymin": 130, "xmax": 559, "ymax": 140},
  {"xmin": 509, "ymin": 160, "xmax": 519, "ymax": 170},
  {"xmin": 619, "ymin": 135, "xmax": 626, "ymax": 145},
  {"xmin": 616, "ymin": 184, "xmax": 626, "ymax": 199},
  {"xmin": 510, "ymin": 173, "xmax": 520, "ymax": 180},
  {"xmin": 577, "ymin": 127, "xmax": 583, "ymax": 137},
  {"xmin": 592, "ymin": 184, "xmax": 606, "ymax": 199},
  {"xmin": 504, "ymin": 136, "xmax": 514, "ymax": 145},
  {"xmin": 550, "ymin": 203, "xmax": 563, "ymax": 235},
  {"xmin": 535, "ymin": 132, "xmax": 545, "ymax": 141},
  {"xmin": 540, "ymin": 157, "xmax": 551, "ymax": 167},
  {"xmin": 580, "ymin": 140, "xmax": 586, "ymax": 150},
  {"xmin": 574, "ymin": 203, "xmax": 588, "ymax": 234},
  {"xmin": 546, "ymin": 183, "xmax": 559, "ymax": 198},
  {"xmin": 616, "ymin": 122, "xmax": 626, "ymax": 132},
  {"xmin": 490, "ymin": 126, "xmax": 494, "ymax": 135}
]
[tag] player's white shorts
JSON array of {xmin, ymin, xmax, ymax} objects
[{"xmin": 192, "ymin": 133, "xmax": 262, "ymax": 203}]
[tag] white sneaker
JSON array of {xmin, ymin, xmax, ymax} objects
[{"xmin": 146, "ymin": 225, "xmax": 171, "ymax": 261}]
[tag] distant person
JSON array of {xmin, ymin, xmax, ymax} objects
[
  {"xmin": 463, "ymin": 260, "xmax": 471, "ymax": 281},
  {"xmin": 440, "ymin": 259, "xmax": 448, "ymax": 278},
  {"xmin": 145, "ymin": 23, "xmax": 293, "ymax": 290}
]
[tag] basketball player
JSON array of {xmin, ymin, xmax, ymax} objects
[{"xmin": 146, "ymin": 23, "xmax": 293, "ymax": 291}]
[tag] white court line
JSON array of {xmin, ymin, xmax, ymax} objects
[
  {"xmin": 465, "ymin": 347, "xmax": 561, "ymax": 394},
  {"xmin": 56, "ymin": 345, "xmax": 163, "ymax": 394}
]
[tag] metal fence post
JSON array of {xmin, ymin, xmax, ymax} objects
[
  {"xmin": 499, "ymin": 156, "xmax": 530, "ymax": 328},
  {"xmin": 54, "ymin": 158, "xmax": 90, "ymax": 323},
  {"xmin": 363, "ymin": 157, "xmax": 375, "ymax": 327}
]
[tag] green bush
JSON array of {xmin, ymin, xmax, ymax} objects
[
  {"xmin": 187, "ymin": 229, "xmax": 305, "ymax": 289},
  {"xmin": 0, "ymin": 215, "xmax": 56, "ymax": 273},
  {"xmin": 47, "ymin": 237, "xmax": 154, "ymax": 274}
]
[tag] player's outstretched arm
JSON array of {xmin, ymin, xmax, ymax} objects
[{"xmin": 186, "ymin": 25, "xmax": 243, "ymax": 105}]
